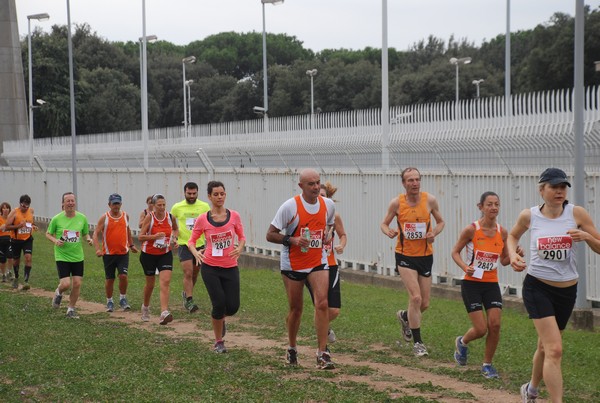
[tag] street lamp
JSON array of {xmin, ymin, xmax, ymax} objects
[
  {"xmin": 185, "ymin": 79, "xmax": 194, "ymax": 129},
  {"xmin": 27, "ymin": 12, "xmax": 50, "ymax": 166},
  {"xmin": 260, "ymin": 0, "xmax": 284, "ymax": 132},
  {"xmin": 182, "ymin": 56, "xmax": 196, "ymax": 137},
  {"xmin": 449, "ymin": 57, "xmax": 472, "ymax": 103},
  {"xmin": 139, "ymin": 34, "xmax": 157, "ymax": 147},
  {"xmin": 306, "ymin": 69, "xmax": 317, "ymax": 117},
  {"xmin": 472, "ymin": 79, "xmax": 484, "ymax": 98}
]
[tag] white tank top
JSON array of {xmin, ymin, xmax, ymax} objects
[{"xmin": 528, "ymin": 203, "xmax": 578, "ymax": 282}]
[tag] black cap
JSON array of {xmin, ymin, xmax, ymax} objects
[
  {"xmin": 538, "ymin": 168, "xmax": 571, "ymax": 187},
  {"xmin": 108, "ymin": 193, "xmax": 122, "ymax": 204}
]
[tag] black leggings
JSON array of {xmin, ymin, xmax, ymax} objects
[{"xmin": 201, "ymin": 264, "xmax": 240, "ymax": 320}]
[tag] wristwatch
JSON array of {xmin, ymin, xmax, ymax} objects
[{"xmin": 282, "ymin": 235, "xmax": 291, "ymax": 247}]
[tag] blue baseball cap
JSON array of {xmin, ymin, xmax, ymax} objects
[
  {"xmin": 538, "ymin": 168, "xmax": 571, "ymax": 187},
  {"xmin": 108, "ymin": 193, "xmax": 122, "ymax": 204}
]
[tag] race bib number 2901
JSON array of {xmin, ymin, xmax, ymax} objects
[{"xmin": 537, "ymin": 235, "xmax": 572, "ymax": 261}]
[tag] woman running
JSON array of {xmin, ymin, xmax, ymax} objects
[
  {"xmin": 451, "ymin": 191, "xmax": 523, "ymax": 379},
  {"xmin": 507, "ymin": 168, "xmax": 600, "ymax": 403},
  {"xmin": 138, "ymin": 194, "xmax": 179, "ymax": 325},
  {"xmin": 188, "ymin": 181, "xmax": 246, "ymax": 353}
]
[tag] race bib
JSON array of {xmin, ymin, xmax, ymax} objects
[
  {"xmin": 210, "ymin": 231, "xmax": 233, "ymax": 257},
  {"xmin": 473, "ymin": 250, "xmax": 499, "ymax": 271},
  {"xmin": 537, "ymin": 235, "xmax": 572, "ymax": 261},
  {"xmin": 185, "ymin": 217, "xmax": 196, "ymax": 231},
  {"xmin": 18, "ymin": 223, "xmax": 32, "ymax": 235},
  {"xmin": 308, "ymin": 229, "xmax": 323, "ymax": 249},
  {"xmin": 61, "ymin": 229, "xmax": 80, "ymax": 243},
  {"xmin": 403, "ymin": 222, "xmax": 426, "ymax": 240},
  {"xmin": 153, "ymin": 237, "xmax": 168, "ymax": 249}
]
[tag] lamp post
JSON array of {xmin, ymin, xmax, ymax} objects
[
  {"xmin": 139, "ymin": 34, "xmax": 156, "ymax": 169},
  {"xmin": 182, "ymin": 56, "xmax": 196, "ymax": 137},
  {"xmin": 449, "ymin": 57, "xmax": 472, "ymax": 103},
  {"xmin": 472, "ymin": 79, "xmax": 484, "ymax": 98},
  {"xmin": 185, "ymin": 79, "xmax": 194, "ymax": 130},
  {"xmin": 260, "ymin": 0, "xmax": 284, "ymax": 132},
  {"xmin": 27, "ymin": 12, "xmax": 49, "ymax": 167},
  {"xmin": 306, "ymin": 69, "xmax": 317, "ymax": 129},
  {"xmin": 66, "ymin": 0, "xmax": 78, "ymax": 196}
]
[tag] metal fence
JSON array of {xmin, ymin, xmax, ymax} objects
[{"xmin": 1, "ymin": 88, "xmax": 600, "ymax": 302}]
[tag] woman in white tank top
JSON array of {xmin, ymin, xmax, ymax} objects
[{"xmin": 507, "ymin": 168, "xmax": 600, "ymax": 403}]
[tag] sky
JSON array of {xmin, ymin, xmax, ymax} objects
[{"xmin": 15, "ymin": 0, "xmax": 600, "ymax": 52}]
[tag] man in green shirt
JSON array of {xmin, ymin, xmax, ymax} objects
[
  {"xmin": 170, "ymin": 182, "xmax": 210, "ymax": 313},
  {"xmin": 45, "ymin": 192, "xmax": 92, "ymax": 319}
]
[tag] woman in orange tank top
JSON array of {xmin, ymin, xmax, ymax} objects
[
  {"xmin": 0, "ymin": 202, "xmax": 13, "ymax": 282},
  {"xmin": 451, "ymin": 191, "xmax": 523, "ymax": 379}
]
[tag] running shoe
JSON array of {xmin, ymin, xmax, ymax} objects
[
  {"xmin": 327, "ymin": 328, "xmax": 337, "ymax": 344},
  {"xmin": 214, "ymin": 341, "xmax": 227, "ymax": 353},
  {"xmin": 481, "ymin": 364, "xmax": 499, "ymax": 379},
  {"xmin": 6, "ymin": 271, "xmax": 13, "ymax": 280},
  {"xmin": 159, "ymin": 310, "xmax": 173, "ymax": 325},
  {"xmin": 396, "ymin": 310, "xmax": 412, "ymax": 342},
  {"xmin": 119, "ymin": 297, "xmax": 131, "ymax": 311},
  {"xmin": 286, "ymin": 348, "xmax": 298, "ymax": 366},
  {"xmin": 66, "ymin": 309, "xmax": 80, "ymax": 319},
  {"xmin": 141, "ymin": 305, "xmax": 150, "ymax": 322},
  {"xmin": 12, "ymin": 278, "xmax": 18, "ymax": 289},
  {"xmin": 21, "ymin": 282, "xmax": 30, "ymax": 291},
  {"xmin": 184, "ymin": 299, "xmax": 199, "ymax": 313},
  {"xmin": 454, "ymin": 336, "xmax": 468, "ymax": 366},
  {"xmin": 106, "ymin": 300, "xmax": 114, "ymax": 312},
  {"xmin": 1, "ymin": 274, "xmax": 6, "ymax": 282},
  {"xmin": 413, "ymin": 342, "xmax": 429, "ymax": 357},
  {"xmin": 52, "ymin": 293, "xmax": 63, "ymax": 309},
  {"xmin": 520, "ymin": 383, "xmax": 537, "ymax": 403},
  {"xmin": 316, "ymin": 351, "xmax": 335, "ymax": 370}
]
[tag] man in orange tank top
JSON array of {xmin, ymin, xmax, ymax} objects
[
  {"xmin": 267, "ymin": 168, "xmax": 336, "ymax": 369},
  {"xmin": 5, "ymin": 195, "xmax": 37, "ymax": 290},
  {"xmin": 93, "ymin": 194, "xmax": 138, "ymax": 313},
  {"xmin": 380, "ymin": 167, "xmax": 445, "ymax": 357}
]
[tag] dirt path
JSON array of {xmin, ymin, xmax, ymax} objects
[{"xmin": 26, "ymin": 287, "xmax": 531, "ymax": 402}]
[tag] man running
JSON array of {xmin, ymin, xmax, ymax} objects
[
  {"xmin": 380, "ymin": 167, "xmax": 445, "ymax": 357},
  {"xmin": 171, "ymin": 182, "xmax": 210, "ymax": 313},
  {"xmin": 266, "ymin": 168, "xmax": 336, "ymax": 369},
  {"xmin": 5, "ymin": 195, "xmax": 37, "ymax": 290},
  {"xmin": 93, "ymin": 193, "xmax": 138, "ymax": 312},
  {"xmin": 46, "ymin": 192, "xmax": 93, "ymax": 319}
]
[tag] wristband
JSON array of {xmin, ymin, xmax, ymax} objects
[{"xmin": 282, "ymin": 235, "xmax": 291, "ymax": 247}]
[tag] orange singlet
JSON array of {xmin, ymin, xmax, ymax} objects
[
  {"xmin": 289, "ymin": 195, "xmax": 326, "ymax": 271},
  {"xmin": 11, "ymin": 208, "xmax": 34, "ymax": 241},
  {"xmin": 464, "ymin": 221, "xmax": 504, "ymax": 283},
  {"xmin": 395, "ymin": 192, "xmax": 432, "ymax": 257},
  {"xmin": 0, "ymin": 216, "xmax": 12, "ymax": 238},
  {"xmin": 102, "ymin": 211, "xmax": 130, "ymax": 255},
  {"xmin": 141, "ymin": 212, "xmax": 173, "ymax": 255}
]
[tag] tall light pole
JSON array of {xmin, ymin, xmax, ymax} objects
[
  {"xmin": 260, "ymin": 0, "xmax": 284, "ymax": 132},
  {"xmin": 27, "ymin": 12, "xmax": 49, "ymax": 167},
  {"xmin": 472, "ymin": 79, "xmax": 484, "ymax": 99},
  {"xmin": 66, "ymin": 0, "xmax": 77, "ymax": 197},
  {"xmin": 306, "ymin": 69, "xmax": 317, "ymax": 129},
  {"xmin": 185, "ymin": 79, "xmax": 194, "ymax": 130},
  {"xmin": 139, "ymin": 33, "xmax": 156, "ymax": 170},
  {"xmin": 449, "ymin": 57, "xmax": 472, "ymax": 104},
  {"xmin": 182, "ymin": 56, "xmax": 196, "ymax": 137},
  {"xmin": 505, "ymin": 0, "xmax": 511, "ymax": 117}
]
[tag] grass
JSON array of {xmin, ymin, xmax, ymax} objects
[{"xmin": 0, "ymin": 238, "xmax": 599, "ymax": 401}]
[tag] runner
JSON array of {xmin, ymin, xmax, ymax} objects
[
  {"xmin": 0, "ymin": 202, "xmax": 13, "ymax": 282},
  {"xmin": 507, "ymin": 168, "xmax": 600, "ymax": 403},
  {"xmin": 380, "ymin": 167, "xmax": 445, "ymax": 357},
  {"xmin": 266, "ymin": 168, "xmax": 336, "ymax": 369},
  {"xmin": 138, "ymin": 195, "xmax": 154, "ymax": 229},
  {"xmin": 305, "ymin": 182, "xmax": 347, "ymax": 347},
  {"xmin": 187, "ymin": 181, "xmax": 246, "ymax": 353},
  {"xmin": 92, "ymin": 193, "xmax": 138, "ymax": 312},
  {"xmin": 5, "ymin": 195, "xmax": 37, "ymax": 290},
  {"xmin": 138, "ymin": 194, "xmax": 179, "ymax": 325},
  {"xmin": 451, "ymin": 191, "xmax": 523, "ymax": 378},
  {"xmin": 45, "ymin": 192, "xmax": 93, "ymax": 318},
  {"xmin": 171, "ymin": 182, "xmax": 210, "ymax": 313}
]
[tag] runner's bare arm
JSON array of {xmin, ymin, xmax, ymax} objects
[{"xmin": 380, "ymin": 197, "xmax": 399, "ymax": 239}]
